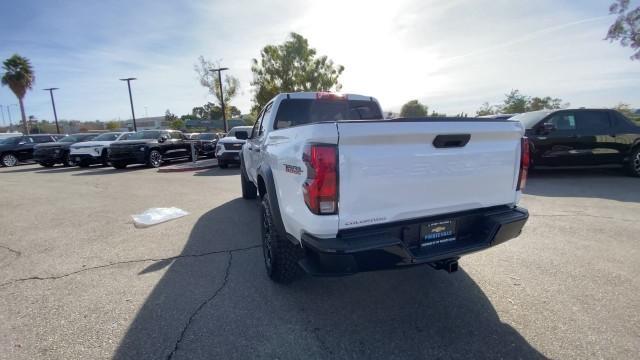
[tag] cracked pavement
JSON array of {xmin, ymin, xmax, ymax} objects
[{"xmin": 1, "ymin": 164, "xmax": 639, "ymax": 359}]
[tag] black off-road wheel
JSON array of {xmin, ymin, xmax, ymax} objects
[
  {"xmin": 261, "ymin": 196, "xmax": 302, "ymax": 283},
  {"xmin": 241, "ymin": 164, "xmax": 257, "ymax": 199},
  {"xmin": 39, "ymin": 162, "xmax": 55, "ymax": 168},
  {"xmin": 627, "ymin": 147, "xmax": 640, "ymax": 177}
]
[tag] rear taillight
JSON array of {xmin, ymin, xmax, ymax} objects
[
  {"xmin": 517, "ymin": 137, "xmax": 530, "ymax": 191},
  {"xmin": 302, "ymin": 144, "xmax": 338, "ymax": 215}
]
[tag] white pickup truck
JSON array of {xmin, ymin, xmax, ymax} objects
[{"xmin": 237, "ymin": 92, "xmax": 529, "ymax": 283}]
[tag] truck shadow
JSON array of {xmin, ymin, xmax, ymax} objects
[
  {"xmin": 525, "ymin": 168, "xmax": 640, "ymax": 203},
  {"xmin": 113, "ymin": 199, "xmax": 544, "ymax": 359}
]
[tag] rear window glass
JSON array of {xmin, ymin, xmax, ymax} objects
[
  {"xmin": 199, "ymin": 133, "xmax": 217, "ymax": 140},
  {"xmin": 274, "ymin": 99, "xmax": 382, "ymax": 129},
  {"xmin": 93, "ymin": 133, "xmax": 120, "ymax": 141},
  {"xmin": 577, "ymin": 111, "xmax": 611, "ymax": 132},
  {"xmin": 33, "ymin": 136, "xmax": 53, "ymax": 143}
]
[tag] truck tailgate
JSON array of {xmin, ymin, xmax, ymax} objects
[{"xmin": 337, "ymin": 120, "xmax": 524, "ymax": 230}]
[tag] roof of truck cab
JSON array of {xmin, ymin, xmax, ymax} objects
[{"xmin": 276, "ymin": 92, "xmax": 377, "ymax": 102}]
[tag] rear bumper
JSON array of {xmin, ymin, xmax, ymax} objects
[{"xmin": 298, "ymin": 206, "xmax": 528, "ymax": 275}]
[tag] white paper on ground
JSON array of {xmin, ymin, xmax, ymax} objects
[{"xmin": 131, "ymin": 207, "xmax": 189, "ymax": 228}]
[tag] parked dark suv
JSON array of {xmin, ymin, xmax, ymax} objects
[
  {"xmin": 0, "ymin": 134, "xmax": 64, "ymax": 167},
  {"xmin": 511, "ymin": 109, "xmax": 640, "ymax": 176},
  {"xmin": 33, "ymin": 133, "xmax": 99, "ymax": 167},
  {"xmin": 108, "ymin": 130, "xmax": 191, "ymax": 169}
]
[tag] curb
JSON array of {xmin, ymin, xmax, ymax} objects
[{"xmin": 157, "ymin": 160, "xmax": 218, "ymax": 173}]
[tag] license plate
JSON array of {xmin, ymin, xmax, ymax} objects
[{"xmin": 420, "ymin": 219, "xmax": 456, "ymax": 247}]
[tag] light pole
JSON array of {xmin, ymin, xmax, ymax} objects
[
  {"xmin": 209, "ymin": 67, "xmax": 229, "ymax": 132},
  {"xmin": 0, "ymin": 105, "xmax": 5, "ymax": 128},
  {"xmin": 119, "ymin": 77, "xmax": 137, "ymax": 131},
  {"xmin": 43, "ymin": 87, "xmax": 61, "ymax": 134}
]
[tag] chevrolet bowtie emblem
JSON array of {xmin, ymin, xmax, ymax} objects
[{"xmin": 431, "ymin": 226, "xmax": 446, "ymax": 233}]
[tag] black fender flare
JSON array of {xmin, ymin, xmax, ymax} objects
[{"xmin": 257, "ymin": 164, "xmax": 292, "ymax": 242}]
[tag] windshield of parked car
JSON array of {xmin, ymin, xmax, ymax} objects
[
  {"xmin": 0, "ymin": 136, "xmax": 21, "ymax": 145},
  {"xmin": 127, "ymin": 131, "xmax": 162, "ymax": 140},
  {"xmin": 199, "ymin": 133, "xmax": 217, "ymax": 140},
  {"xmin": 274, "ymin": 99, "xmax": 383, "ymax": 129},
  {"xmin": 93, "ymin": 133, "xmax": 121, "ymax": 141},
  {"xmin": 510, "ymin": 111, "xmax": 553, "ymax": 129}
]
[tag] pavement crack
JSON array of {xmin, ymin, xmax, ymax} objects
[
  {"xmin": 0, "ymin": 243, "xmax": 21, "ymax": 257},
  {"xmin": 167, "ymin": 251, "xmax": 234, "ymax": 360},
  {"xmin": 0, "ymin": 244, "xmax": 260, "ymax": 288}
]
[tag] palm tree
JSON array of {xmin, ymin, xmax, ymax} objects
[{"xmin": 2, "ymin": 54, "xmax": 35, "ymax": 135}]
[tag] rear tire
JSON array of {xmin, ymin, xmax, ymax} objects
[
  {"xmin": 112, "ymin": 161, "xmax": 127, "ymax": 169},
  {"xmin": 627, "ymin": 147, "xmax": 640, "ymax": 177},
  {"xmin": 147, "ymin": 149, "xmax": 162, "ymax": 168},
  {"xmin": 1, "ymin": 153, "xmax": 18, "ymax": 167},
  {"xmin": 101, "ymin": 150, "xmax": 109, "ymax": 167},
  {"xmin": 39, "ymin": 162, "xmax": 55, "ymax": 168},
  {"xmin": 61, "ymin": 152, "xmax": 71, "ymax": 167},
  {"xmin": 241, "ymin": 165, "xmax": 257, "ymax": 199},
  {"xmin": 261, "ymin": 196, "xmax": 302, "ymax": 283}
]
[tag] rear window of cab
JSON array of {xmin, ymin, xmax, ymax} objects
[{"xmin": 274, "ymin": 99, "xmax": 382, "ymax": 129}]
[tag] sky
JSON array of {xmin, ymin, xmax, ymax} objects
[{"xmin": 0, "ymin": 0, "xmax": 639, "ymax": 123}]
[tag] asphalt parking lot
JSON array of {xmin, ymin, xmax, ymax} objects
[{"xmin": 0, "ymin": 164, "xmax": 639, "ymax": 359}]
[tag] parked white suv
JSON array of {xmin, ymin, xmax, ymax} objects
[
  {"xmin": 69, "ymin": 132, "xmax": 133, "ymax": 167},
  {"xmin": 238, "ymin": 92, "xmax": 529, "ymax": 283},
  {"xmin": 215, "ymin": 126, "xmax": 253, "ymax": 168}
]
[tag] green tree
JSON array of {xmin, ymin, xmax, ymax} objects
[
  {"xmin": 165, "ymin": 109, "xmax": 179, "ymax": 124},
  {"xmin": 1, "ymin": 54, "xmax": 35, "ymax": 135},
  {"xmin": 476, "ymin": 102, "xmax": 497, "ymax": 116},
  {"xmin": 251, "ymin": 32, "xmax": 345, "ymax": 112},
  {"xmin": 400, "ymin": 100, "xmax": 428, "ymax": 118},
  {"xmin": 606, "ymin": 0, "xmax": 640, "ymax": 60},
  {"xmin": 613, "ymin": 102, "xmax": 637, "ymax": 117},
  {"xmin": 528, "ymin": 96, "xmax": 563, "ymax": 111},
  {"xmin": 194, "ymin": 56, "xmax": 240, "ymax": 119},
  {"xmin": 192, "ymin": 106, "xmax": 206, "ymax": 118},
  {"xmin": 500, "ymin": 90, "xmax": 529, "ymax": 114},
  {"xmin": 106, "ymin": 121, "xmax": 119, "ymax": 130},
  {"xmin": 170, "ymin": 119, "xmax": 185, "ymax": 130}
]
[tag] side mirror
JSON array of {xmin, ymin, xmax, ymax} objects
[
  {"xmin": 158, "ymin": 135, "xmax": 168, "ymax": 143},
  {"xmin": 542, "ymin": 123, "xmax": 555, "ymax": 132},
  {"xmin": 235, "ymin": 131, "xmax": 248, "ymax": 140},
  {"xmin": 18, "ymin": 141, "xmax": 26, "ymax": 145}
]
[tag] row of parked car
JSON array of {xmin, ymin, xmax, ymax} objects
[{"xmin": 0, "ymin": 126, "xmax": 253, "ymax": 169}]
